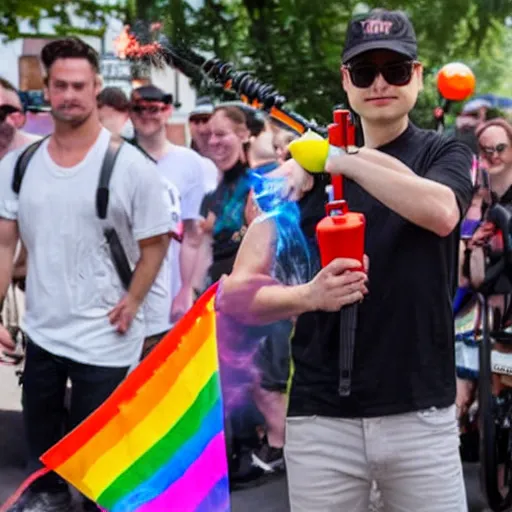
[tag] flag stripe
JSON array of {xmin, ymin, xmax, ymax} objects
[
  {"xmin": 108, "ymin": 398, "xmax": 223, "ymax": 511},
  {"xmin": 41, "ymin": 286, "xmax": 218, "ymax": 469},
  {"xmin": 99, "ymin": 376, "xmax": 221, "ymax": 509},
  {"xmin": 136, "ymin": 432, "xmax": 228, "ymax": 512},
  {"xmin": 43, "ymin": 303, "xmax": 216, "ymax": 479},
  {"xmin": 40, "ymin": 284, "xmax": 230, "ymax": 512},
  {"xmin": 80, "ymin": 334, "xmax": 219, "ymax": 498}
]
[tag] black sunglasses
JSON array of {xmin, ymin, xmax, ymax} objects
[
  {"xmin": 345, "ymin": 60, "xmax": 417, "ymax": 88},
  {"xmin": 189, "ymin": 116, "xmax": 211, "ymax": 124},
  {"xmin": 480, "ymin": 143, "xmax": 508, "ymax": 157},
  {"xmin": 0, "ymin": 105, "xmax": 21, "ymax": 122},
  {"xmin": 130, "ymin": 104, "xmax": 167, "ymax": 115}
]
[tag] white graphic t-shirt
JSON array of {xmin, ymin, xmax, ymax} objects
[
  {"xmin": 143, "ymin": 177, "xmax": 180, "ymax": 337},
  {"xmin": 158, "ymin": 145, "xmax": 208, "ymax": 221},
  {"xmin": 158, "ymin": 146, "xmax": 212, "ymax": 301},
  {"xmin": 0, "ymin": 128, "xmax": 173, "ymax": 367}
]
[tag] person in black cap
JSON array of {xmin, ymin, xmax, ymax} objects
[
  {"xmin": 188, "ymin": 96, "xmax": 214, "ymax": 157},
  {"xmin": 129, "ymin": 84, "xmax": 209, "ymax": 325},
  {"xmin": 217, "ymin": 8, "xmax": 473, "ymax": 510}
]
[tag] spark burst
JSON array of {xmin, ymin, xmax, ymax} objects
[{"xmin": 113, "ymin": 25, "xmax": 163, "ymax": 65}]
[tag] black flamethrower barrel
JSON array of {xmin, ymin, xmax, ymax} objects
[
  {"xmin": 338, "ymin": 301, "xmax": 358, "ymax": 396},
  {"xmin": 158, "ymin": 41, "xmax": 326, "ymax": 135}
]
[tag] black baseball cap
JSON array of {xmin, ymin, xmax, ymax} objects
[
  {"xmin": 342, "ymin": 9, "xmax": 417, "ymax": 64},
  {"xmin": 189, "ymin": 96, "xmax": 214, "ymax": 119},
  {"xmin": 131, "ymin": 85, "xmax": 173, "ymax": 104}
]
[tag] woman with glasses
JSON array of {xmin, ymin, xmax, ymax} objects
[
  {"xmin": 477, "ymin": 118, "xmax": 512, "ymax": 199},
  {"xmin": 456, "ymin": 119, "xmax": 512, "ymax": 423},
  {"xmin": 453, "ymin": 118, "xmax": 512, "ymax": 498},
  {"xmin": 200, "ymin": 104, "xmax": 280, "ymax": 486}
]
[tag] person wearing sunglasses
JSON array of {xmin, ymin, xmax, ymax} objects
[
  {"xmin": 217, "ymin": 8, "xmax": 473, "ymax": 511},
  {"xmin": 0, "ymin": 79, "xmax": 40, "ymax": 327},
  {"xmin": 186, "ymin": 98, "xmax": 221, "ymax": 297},
  {"xmin": 476, "ymin": 118, "xmax": 512, "ymax": 201},
  {"xmin": 451, "ymin": 98, "xmax": 492, "ymax": 154},
  {"xmin": 188, "ymin": 97, "xmax": 214, "ymax": 156},
  {"xmin": 0, "ymin": 78, "xmax": 40, "ymax": 160},
  {"xmin": 129, "ymin": 85, "xmax": 211, "ymax": 326}
]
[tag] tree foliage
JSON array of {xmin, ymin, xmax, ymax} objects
[
  {"xmin": 3, "ymin": 0, "xmax": 512, "ymax": 127},
  {"xmin": 0, "ymin": 0, "xmax": 125, "ymax": 40},
  {"xmin": 149, "ymin": 0, "xmax": 512, "ymax": 127}
]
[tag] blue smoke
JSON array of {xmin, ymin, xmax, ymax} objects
[{"xmin": 249, "ymin": 171, "xmax": 312, "ymax": 285}]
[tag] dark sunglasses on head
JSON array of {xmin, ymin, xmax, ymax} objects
[
  {"xmin": 480, "ymin": 143, "xmax": 508, "ymax": 157},
  {"xmin": 345, "ymin": 60, "xmax": 417, "ymax": 88},
  {"xmin": 130, "ymin": 104, "xmax": 167, "ymax": 115},
  {"xmin": 0, "ymin": 104, "xmax": 21, "ymax": 122}
]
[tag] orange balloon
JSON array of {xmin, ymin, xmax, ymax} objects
[{"xmin": 437, "ymin": 62, "xmax": 476, "ymax": 101}]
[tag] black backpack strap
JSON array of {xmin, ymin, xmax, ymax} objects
[
  {"xmin": 96, "ymin": 138, "xmax": 133, "ymax": 290},
  {"xmin": 96, "ymin": 137, "xmax": 123, "ymax": 219},
  {"xmin": 12, "ymin": 137, "xmax": 49, "ymax": 194},
  {"xmin": 96, "ymin": 137, "xmax": 124, "ymax": 219},
  {"xmin": 104, "ymin": 227, "xmax": 133, "ymax": 291},
  {"xmin": 123, "ymin": 137, "xmax": 157, "ymax": 164}
]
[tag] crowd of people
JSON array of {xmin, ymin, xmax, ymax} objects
[
  {"xmin": 0, "ymin": 32, "xmax": 302, "ymax": 512},
  {"xmin": 1, "ymin": 6, "xmax": 512, "ymax": 512}
]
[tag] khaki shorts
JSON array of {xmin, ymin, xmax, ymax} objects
[{"xmin": 285, "ymin": 405, "xmax": 467, "ymax": 512}]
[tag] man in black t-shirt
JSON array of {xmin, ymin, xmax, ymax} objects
[{"xmin": 217, "ymin": 8, "xmax": 473, "ymax": 511}]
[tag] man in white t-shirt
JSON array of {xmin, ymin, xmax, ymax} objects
[
  {"xmin": 0, "ymin": 38, "xmax": 172, "ymax": 512},
  {"xmin": 141, "ymin": 176, "xmax": 181, "ymax": 359},
  {"xmin": 129, "ymin": 85, "xmax": 209, "ymax": 320},
  {"xmin": 0, "ymin": 78, "xmax": 40, "ymax": 334}
]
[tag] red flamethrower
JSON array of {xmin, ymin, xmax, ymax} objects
[{"xmin": 315, "ymin": 109, "xmax": 366, "ymax": 396}]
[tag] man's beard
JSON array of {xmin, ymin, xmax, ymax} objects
[
  {"xmin": 0, "ymin": 122, "xmax": 15, "ymax": 155},
  {"xmin": 52, "ymin": 107, "xmax": 92, "ymax": 129}
]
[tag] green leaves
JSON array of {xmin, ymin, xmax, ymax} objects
[
  {"xmin": 151, "ymin": 0, "xmax": 511, "ymax": 125},
  {"xmin": 0, "ymin": 0, "xmax": 124, "ymax": 41},
  {"xmin": 3, "ymin": 0, "xmax": 512, "ymax": 126}
]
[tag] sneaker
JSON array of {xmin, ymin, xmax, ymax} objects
[
  {"xmin": 7, "ymin": 489, "xmax": 73, "ymax": 512},
  {"xmin": 251, "ymin": 443, "xmax": 285, "ymax": 473},
  {"xmin": 228, "ymin": 446, "xmax": 266, "ymax": 491}
]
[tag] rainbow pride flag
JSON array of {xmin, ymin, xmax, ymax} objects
[{"xmin": 40, "ymin": 284, "xmax": 230, "ymax": 512}]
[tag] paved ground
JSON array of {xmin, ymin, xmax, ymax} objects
[{"xmin": 0, "ymin": 364, "xmax": 495, "ymax": 511}]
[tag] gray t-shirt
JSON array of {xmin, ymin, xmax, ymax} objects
[{"xmin": 0, "ymin": 128, "xmax": 173, "ymax": 367}]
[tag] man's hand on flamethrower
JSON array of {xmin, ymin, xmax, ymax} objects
[{"xmin": 305, "ymin": 258, "xmax": 369, "ymax": 312}]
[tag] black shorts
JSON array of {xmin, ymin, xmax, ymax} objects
[{"xmin": 254, "ymin": 320, "xmax": 293, "ymax": 393}]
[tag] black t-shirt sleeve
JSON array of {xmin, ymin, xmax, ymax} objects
[
  {"xmin": 424, "ymin": 138, "xmax": 473, "ymax": 217},
  {"xmin": 200, "ymin": 192, "xmax": 213, "ymax": 218}
]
